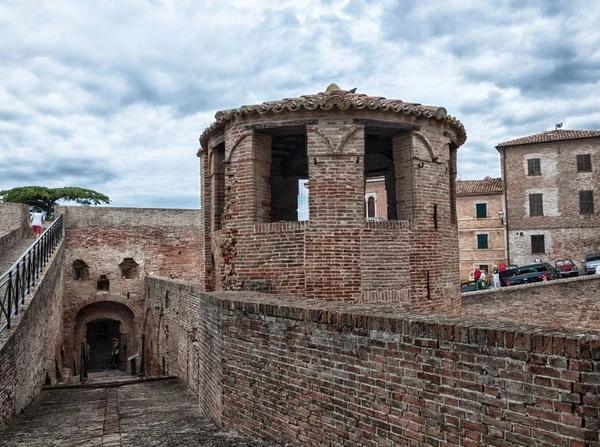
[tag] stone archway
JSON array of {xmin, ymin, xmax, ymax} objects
[{"xmin": 74, "ymin": 301, "xmax": 136, "ymax": 372}]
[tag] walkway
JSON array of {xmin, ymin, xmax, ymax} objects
[
  {"xmin": 0, "ymin": 237, "xmax": 35, "ymax": 273},
  {"xmin": 0, "ymin": 377, "xmax": 282, "ymax": 447}
]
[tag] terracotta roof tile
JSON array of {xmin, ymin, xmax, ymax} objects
[
  {"xmin": 496, "ymin": 130, "xmax": 600, "ymax": 148},
  {"xmin": 456, "ymin": 177, "xmax": 503, "ymax": 196},
  {"xmin": 200, "ymin": 88, "xmax": 467, "ymax": 149}
]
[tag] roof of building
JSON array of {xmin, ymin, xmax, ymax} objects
[
  {"xmin": 496, "ymin": 130, "xmax": 600, "ymax": 148},
  {"xmin": 199, "ymin": 86, "xmax": 467, "ymax": 149},
  {"xmin": 456, "ymin": 177, "xmax": 503, "ymax": 196}
]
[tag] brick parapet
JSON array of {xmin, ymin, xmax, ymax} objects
[
  {"xmin": 145, "ymin": 277, "xmax": 600, "ymax": 446},
  {"xmin": 0, "ymin": 241, "xmax": 64, "ymax": 428},
  {"xmin": 0, "ymin": 203, "xmax": 30, "ymax": 232}
]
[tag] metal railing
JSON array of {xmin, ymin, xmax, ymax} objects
[{"xmin": 0, "ymin": 215, "xmax": 63, "ymax": 333}]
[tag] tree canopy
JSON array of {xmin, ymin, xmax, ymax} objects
[{"xmin": 0, "ymin": 186, "xmax": 111, "ymax": 215}]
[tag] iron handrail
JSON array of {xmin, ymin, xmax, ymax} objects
[{"xmin": 0, "ymin": 215, "xmax": 63, "ymax": 333}]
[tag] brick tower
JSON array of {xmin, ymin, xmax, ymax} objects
[{"xmin": 197, "ymin": 85, "xmax": 466, "ymax": 313}]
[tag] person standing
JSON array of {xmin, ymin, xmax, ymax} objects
[
  {"xmin": 31, "ymin": 211, "xmax": 44, "ymax": 239},
  {"xmin": 493, "ymin": 268, "xmax": 501, "ymax": 288},
  {"xmin": 110, "ymin": 338, "xmax": 119, "ymax": 369},
  {"xmin": 473, "ymin": 268, "xmax": 481, "ymax": 282}
]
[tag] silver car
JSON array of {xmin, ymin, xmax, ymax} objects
[{"xmin": 583, "ymin": 253, "xmax": 600, "ymax": 275}]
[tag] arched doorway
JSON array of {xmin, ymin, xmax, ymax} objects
[
  {"xmin": 74, "ymin": 301, "xmax": 136, "ymax": 373},
  {"xmin": 86, "ymin": 319, "xmax": 121, "ymax": 371}
]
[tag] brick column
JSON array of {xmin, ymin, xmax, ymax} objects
[
  {"xmin": 393, "ymin": 134, "xmax": 414, "ymax": 221},
  {"xmin": 199, "ymin": 149, "xmax": 212, "ymax": 290},
  {"xmin": 305, "ymin": 122, "xmax": 364, "ymax": 301}
]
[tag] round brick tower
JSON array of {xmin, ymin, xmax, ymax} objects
[{"xmin": 197, "ymin": 85, "xmax": 466, "ymax": 313}]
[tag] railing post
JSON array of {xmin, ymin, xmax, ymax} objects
[
  {"xmin": 80, "ymin": 341, "xmax": 88, "ymax": 382},
  {"xmin": 6, "ymin": 272, "xmax": 13, "ymax": 330},
  {"xmin": 139, "ymin": 334, "xmax": 146, "ymax": 377}
]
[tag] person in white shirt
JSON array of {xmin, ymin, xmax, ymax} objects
[{"xmin": 31, "ymin": 212, "xmax": 44, "ymax": 239}]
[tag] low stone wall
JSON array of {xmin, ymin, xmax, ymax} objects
[
  {"xmin": 0, "ymin": 241, "xmax": 65, "ymax": 428},
  {"xmin": 146, "ymin": 277, "xmax": 600, "ymax": 446},
  {"xmin": 462, "ymin": 274, "xmax": 600, "ymax": 333},
  {"xmin": 0, "ymin": 203, "xmax": 29, "ymax": 233},
  {"xmin": 0, "ymin": 228, "xmax": 23, "ymax": 260}
]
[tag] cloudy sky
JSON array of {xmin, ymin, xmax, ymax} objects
[{"xmin": 1, "ymin": 0, "xmax": 599, "ymax": 209}]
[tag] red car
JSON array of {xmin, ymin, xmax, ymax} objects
[{"xmin": 554, "ymin": 259, "xmax": 579, "ymax": 278}]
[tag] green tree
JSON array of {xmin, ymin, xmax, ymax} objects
[{"xmin": 0, "ymin": 186, "xmax": 111, "ymax": 215}]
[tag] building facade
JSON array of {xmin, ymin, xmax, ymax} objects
[
  {"xmin": 198, "ymin": 85, "xmax": 467, "ymax": 312},
  {"xmin": 456, "ymin": 177, "xmax": 507, "ymax": 281},
  {"xmin": 497, "ymin": 130, "xmax": 600, "ymax": 267}
]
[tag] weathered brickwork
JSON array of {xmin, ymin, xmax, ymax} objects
[
  {"xmin": 456, "ymin": 183, "xmax": 507, "ymax": 280},
  {"xmin": 0, "ymin": 242, "xmax": 64, "ymax": 428},
  {"xmin": 198, "ymin": 88, "xmax": 465, "ymax": 313},
  {"xmin": 0, "ymin": 204, "xmax": 32, "ymax": 254},
  {"xmin": 463, "ymin": 274, "xmax": 600, "ymax": 332},
  {"xmin": 145, "ymin": 277, "xmax": 600, "ymax": 447},
  {"xmin": 59, "ymin": 206, "xmax": 202, "ymax": 374},
  {"xmin": 498, "ymin": 134, "xmax": 600, "ymax": 266}
]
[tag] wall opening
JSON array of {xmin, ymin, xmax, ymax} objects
[
  {"xmin": 97, "ymin": 275, "xmax": 110, "ymax": 292},
  {"xmin": 269, "ymin": 130, "xmax": 308, "ymax": 222},
  {"xmin": 364, "ymin": 132, "xmax": 396, "ymax": 220},
  {"xmin": 119, "ymin": 258, "xmax": 138, "ymax": 279},
  {"xmin": 72, "ymin": 259, "xmax": 89, "ymax": 281},
  {"xmin": 211, "ymin": 143, "xmax": 225, "ymax": 231},
  {"xmin": 86, "ymin": 319, "xmax": 121, "ymax": 372}
]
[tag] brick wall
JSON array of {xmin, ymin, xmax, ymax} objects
[
  {"xmin": 145, "ymin": 277, "xmax": 600, "ymax": 446},
  {"xmin": 501, "ymin": 138, "xmax": 600, "ymax": 265},
  {"xmin": 0, "ymin": 242, "xmax": 64, "ymax": 428},
  {"xmin": 59, "ymin": 206, "xmax": 202, "ymax": 373},
  {"xmin": 202, "ymin": 108, "xmax": 461, "ymax": 312},
  {"xmin": 457, "ymin": 192, "xmax": 507, "ymax": 280},
  {"xmin": 463, "ymin": 274, "xmax": 600, "ymax": 332},
  {"xmin": 0, "ymin": 203, "xmax": 30, "ymax": 232}
]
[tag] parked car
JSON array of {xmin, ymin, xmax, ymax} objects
[
  {"xmin": 554, "ymin": 259, "xmax": 579, "ymax": 278},
  {"xmin": 461, "ymin": 281, "xmax": 489, "ymax": 293},
  {"xmin": 505, "ymin": 263, "xmax": 560, "ymax": 286},
  {"xmin": 499, "ymin": 265, "xmax": 518, "ymax": 287},
  {"xmin": 583, "ymin": 253, "xmax": 600, "ymax": 275}
]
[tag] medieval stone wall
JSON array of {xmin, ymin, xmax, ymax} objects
[
  {"xmin": 59, "ymin": 206, "xmax": 202, "ymax": 373},
  {"xmin": 0, "ymin": 242, "xmax": 64, "ymax": 428},
  {"xmin": 0, "ymin": 204, "xmax": 31, "ymax": 254},
  {"xmin": 462, "ymin": 274, "xmax": 600, "ymax": 332},
  {"xmin": 145, "ymin": 277, "xmax": 600, "ymax": 447}
]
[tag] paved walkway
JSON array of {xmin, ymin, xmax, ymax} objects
[
  {"xmin": 0, "ymin": 377, "xmax": 282, "ymax": 447},
  {"xmin": 0, "ymin": 237, "xmax": 35, "ymax": 273}
]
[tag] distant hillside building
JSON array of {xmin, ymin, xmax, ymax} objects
[
  {"xmin": 456, "ymin": 177, "xmax": 507, "ymax": 280},
  {"xmin": 497, "ymin": 130, "xmax": 600, "ymax": 267}
]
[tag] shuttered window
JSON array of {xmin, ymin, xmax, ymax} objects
[
  {"xmin": 531, "ymin": 235, "xmax": 545, "ymax": 254},
  {"xmin": 527, "ymin": 158, "xmax": 541, "ymax": 176},
  {"xmin": 477, "ymin": 234, "xmax": 489, "ymax": 249},
  {"xmin": 580, "ymin": 190, "xmax": 594, "ymax": 214},
  {"xmin": 475, "ymin": 203, "xmax": 487, "ymax": 218},
  {"xmin": 577, "ymin": 154, "xmax": 592, "ymax": 172},
  {"xmin": 529, "ymin": 194, "xmax": 543, "ymax": 216}
]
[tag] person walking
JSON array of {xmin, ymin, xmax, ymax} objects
[{"xmin": 31, "ymin": 211, "xmax": 44, "ymax": 239}]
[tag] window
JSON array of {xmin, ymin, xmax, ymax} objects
[
  {"xmin": 72, "ymin": 260, "xmax": 89, "ymax": 281},
  {"xmin": 531, "ymin": 235, "xmax": 545, "ymax": 254},
  {"xmin": 119, "ymin": 258, "xmax": 139, "ymax": 279},
  {"xmin": 529, "ymin": 194, "xmax": 543, "ymax": 216},
  {"xmin": 97, "ymin": 275, "xmax": 110, "ymax": 292},
  {"xmin": 477, "ymin": 234, "xmax": 489, "ymax": 249},
  {"xmin": 475, "ymin": 203, "xmax": 487, "ymax": 218},
  {"xmin": 577, "ymin": 154, "xmax": 592, "ymax": 172},
  {"xmin": 527, "ymin": 158, "xmax": 541, "ymax": 176},
  {"xmin": 580, "ymin": 190, "xmax": 594, "ymax": 214},
  {"xmin": 367, "ymin": 196, "xmax": 375, "ymax": 217}
]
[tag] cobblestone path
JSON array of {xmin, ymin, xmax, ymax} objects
[{"xmin": 0, "ymin": 378, "xmax": 282, "ymax": 447}]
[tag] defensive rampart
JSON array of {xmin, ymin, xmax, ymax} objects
[
  {"xmin": 146, "ymin": 276, "xmax": 600, "ymax": 446},
  {"xmin": 0, "ymin": 241, "xmax": 65, "ymax": 428},
  {"xmin": 462, "ymin": 274, "xmax": 600, "ymax": 333}
]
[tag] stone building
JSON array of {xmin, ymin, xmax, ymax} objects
[
  {"xmin": 456, "ymin": 177, "xmax": 507, "ymax": 280},
  {"xmin": 197, "ymin": 85, "xmax": 467, "ymax": 312},
  {"xmin": 497, "ymin": 129, "xmax": 600, "ymax": 267},
  {"xmin": 364, "ymin": 176, "xmax": 387, "ymax": 219}
]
